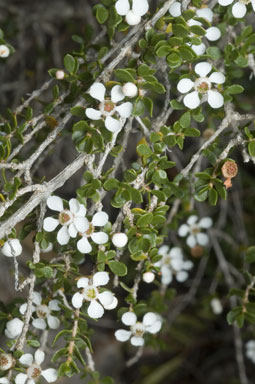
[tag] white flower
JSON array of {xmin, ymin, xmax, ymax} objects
[
  {"xmin": 154, "ymin": 245, "xmax": 193, "ymax": 285},
  {"xmin": 15, "ymin": 349, "xmax": 57, "ymax": 384},
  {"xmin": 0, "ymin": 45, "xmax": 10, "ymax": 58},
  {"xmin": 1, "ymin": 239, "xmax": 22, "ymax": 257},
  {"xmin": 0, "ymin": 378, "xmax": 10, "ymax": 384},
  {"xmin": 142, "ymin": 271, "xmax": 155, "ymax": 283},
  {"xmin": 72, "ymin": 272, "xmax": 118, "ymax": 319},
  {"xmin": 169, "ymin": 4, "xmax": 221, "ymax": 55},
  {"xmin": 43, "ymin": 196, "xmax": 88, "ymax": 245},
  {"xmin": 0, "ymin": 353, "xmax": 14, "ymax": 371},
  {"xmin": 178, "ymin": 215, "xmax": 213, "ymax": 248},
  {"xmin": 77, "ymin": 211, "xmax": 109, "ymax": 254},
  {"xmin": 56, "ymin": 70, "xmax": 65, "ymax": 79},
  {"xmin": 218, "ymin": 0, "xmax": 255, "ymax": 18},
  {"xmin": 210, "ymin": 298, "xmax": 223, "ymax": 314},
  {"xmin": 112, "ymin": 232, "xmax": 128, "ymax": 248},
  {"xmin": 246, "ymin": 340, "xmax": 255, "ymax": 364},
  {"xmin": 19, "ymin": 292, "xmax": 61, "ymax": 330},
  {"xmin": 5, "ymin": 318, "xmax": 24, "ymax": 339},
  {"xmin": 85, "ymin": 83, "xmax": 133, "ymax": 132},
  {"xmin": 115, "ymin": 0, "xmax": 149, "ymax": 25},
  {"xmin": 122, "ymin": 82, "xmax": 138, "ymax": 97},
  {"xmin": 115, "ymin": 311, "xmax": 162, "ymax": 346},
  {"xmin": 177, "ymin": 62, "xmax": 225, "ymax": 109}
]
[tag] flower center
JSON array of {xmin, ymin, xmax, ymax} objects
[
  {"xmin": 36, "ymin": 304, "xmax": 50, "ymax": 318},
  {"xmin": 194, "ymin": 77, "xmax": 211, "ymax": 93},
  {"xmin": 99, "ymin": 100, "xmax": 116, "ymax": 117},
  {"xmin": 131, "ymin": 322, "xmax": 145, "ymax": 338},
  {"xmin": 0, "ymin": 354, "xmax": 12, "ymax": 370},
  {"xmin": 27, "ymin": 365, "xmax": 42, "ymax": 379},
  {"xmin": 163, "ymin": 256, "xmax": 171, "ymax": 266},
  {"xmin": 191, "ymin": 224, "xmax": 200, "ymax": 235},
  {"xmin": 58, "ymin": 210, "xmax": 73, "ymax": 226},
  {"xmin": 84, "ymin": 286, "xmax": 98, "ymax": 301}
]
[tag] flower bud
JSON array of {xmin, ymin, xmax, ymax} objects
[
  {"xmin": 0, "ymin": 45, "xmax": 10, "ymax": 58},
  {"xmin": 1, "ymin": 239, "xmax": 22, "ymax": 257},
  {"xmin": 5, "ymin": 318, "xmax": 24, "ymax": 339},
  {"xmin": 112, "ymin": 233, "xmax": 128, "ymax": 248},
  {"xmin": 142, "ymin": 272, "xmax": 155, "ymax": 283},
  {"xmin": 191, "ymin": 245, "xmax": 203, "ymax": 258},
  {"xmin": 122, "ymin": 82, "xmax": 138, "ymax": 98},
  {"xmin": 56, "ymin": 70, "xmax": 65, "ymax": 80},
  {"xmin": 0, "ymin": 353, "xmax": 14, "ymax": 371},
  {"xmin": 125, "ymin": 10, "xmax": 141, "ymax": 25}
]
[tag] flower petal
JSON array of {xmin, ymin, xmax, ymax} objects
[
  {"xmin": 218, "ymin": 0, "xmax": 234, "ymax": 5},
  {"xmin": 177, "ymin": 78, "xmax": 194, "ymax": 94},
  {"xmin": 77, "ymin": 237, "xmax": 92, "ymax": 254},
  {"xmin": 171, "ymin": 258, "xmax": 184, "ymax": 271},
  {"xmin": 183, "ymin": 260, "xmax": 194, "ymax": 270},
  {"xmin": 43, "ymin": 217, "xmax": 59, "ymax": 232},
  {"xmin": 87, "ymin": 300, "xmax": 104, "ymax": 319},
  {"xmin": 199, "ymin": 217, "xmax": 213, "ymax": 228},
  {"xmin": 158, "ymin": 245, "xmax": 169, "ymax": 255},
  {"xmin": 195, "ymin": 62, "xmax": 212, "ymax": 77},
  {"xmin": 105, "ymin": 116, "xmax": 121, "ymax": 132},
  {"xmin": 19, "ymin": 303, "xmax": 28, "ymax": 315},
  {"xmin": 196, "ymin": 233, "xmax": 209, "ymax": 246},
  {"xmin": 98, "ymin": 291, "xmax": 114, "ymax": 307},
  {"xmin": 169, "ymin": 1, "xmax": 182, "ymax": 16},
  {"xmin": 176, "ymin": 271, "xmax": 189, "ymax": 282},
  {"xmin": 143, "ymin": 312, "xmax": 157, "ymax": 327},
  {"xmin": 170, "ymin": 247, "xmax": 183, "ymax": 258},
  {"xmin": 186, "ymin": 235, "xmax": 197, "ymax": 248},
  {"xmin": 86, "ymin": 108, "xmax": 102, "ymax": 120},
  {"xmin": 89, "ymin": 83, "xmax": 106, "ymax": 102},
  {"xmin": 47, "ymin": 196, "xmax": 63, "ymax": 212},
  {"xmin": 47, "ymin": 315, "xmax": 60, "ymax": 330},
  {"xmin": 112, "ymin": 233, "xmax": 128, "ymax": 248},
  {"xmin": 116, "ymin": 102, "xmax": 133, "ymax": 118},
  {"xmin": 146, "ymin": 320, "xmax": 162, "ymax": 334},
  {"xmin": 69, "ymin": 198, "xmax": 80, "ymax": 214},
  {"xmin": 132, "ymin": 0, "xmax": 149, "ymax": 16},
  {"xmin": 178, "ymin": 224, "xmax": 189, "ymax": 237},
  {"xmin": 72, "ymin": 292, "xmax": 84, "ymax": 308},
  {"xmin": 232, "ymin": 2, "xmax": 246, "ymax": 18},
  {"xmin": 32, "ymin": 318, "xmax": 47, "ymax": 330},
  {"xmin": 251, "ymin": 0, "xmax": 255, "ymax": 11},
  {"xmin": 162, "ymin": 271, "xmax": 173, "ymax": 285},
  {"xmin": 35, "ymin": 349, "xmax": 45, "ymax": 365},
  {"xmin": 205, "ymin": 27, "xmax": 221, "ymax": 41},
  {"xmin": 41, "ymin": 369, "xmax": 58, "ymax": 383},
  {"xmin": 93, "ymin": 271, "xmax": 109, "ymax": 287},
  {"xmin": 15, "ymin": 373, "xmax": 28, "ymax": 384},
  {"xmin": 191, "ymin": 43, "xmax": 206, "ymax": 56},
  {"xmin": 187, "ymin": 215, "xmax": 198, "ymax": 225},
  {"xmin": 19, "ymin": 353, "xmax": 33, "ymax": 366},
  {"xmin": 48, "ymin": 300, "xmax": 61, "ymax": 311},
  {"xmin": 208, "ymin": 72, "xmax": 225, "ymax": 84},
  {"xmin": 121, "ymin": 311, "xmax": 137, "ymax": 326},
  {"xmin": 77, "ymin": 204, "xmax": 86, "ymax": 216},
  {"xmin": 92, "ymin": 211, "xmax": 109, "ymax": 226},
  {"xmin": 196, "ymin": 7, "xmax": 213, "ymax": 22},
  {"xmin": 207, "ymin": 90, "xmax": 224, "ymax": 109},
  {"xmin": 1, "ymin": 239, "xmax": 23, "ymax": 257},
  {"xmin": 0, "ymin": 378, "xmax": 10, "ymax": 384},
  {"xmin": 115, "ymin": 0, "xmax": 130, "ymax": 15},
  {"xmin": 111, "ymin": 85, "xmax": 125, "ymax": 103},
  {"xmin": 125, "ymin": 10, "xmax": 141, "ymax": 25},
  {"xmin": 57, "ymin": 226, "xmax": 70, "ymax": 245},
  {"xmin": 91, "ymin": 231, "xmax": 109, "ymax": 245},
  {"xmin": 183, "ymin": 91, "xmax": 200, "ymax": 109},
  {"xmin": 73, "ymin": 217, "xmax": 90, "ymax": 232},
  {"xmin": 115, "ymin": 329, "xmax": 132, "ymax": 342},
  {"xmin": 68, "ymin": 223, "xmax": 77, "ymax": 238},
  {"xmin": 104, "ymin": 296, "xmax": 118, "ymax": 310},
  {"xmin": 77, "ymin": 277, "xmax": 89, "ymax": 288},
  {"xmin": 131, "ymin": 336, "xmax": 144, "ymax": 346}
]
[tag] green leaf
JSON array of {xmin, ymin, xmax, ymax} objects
[
  {"xmin": 170, "ymin": 99, "xmax": 184, "ymax": 110},
  {"xmin": 64, "ymin": 54, "xmax": 76, "ymax": 74},
  {"xmin": 114, "ymin": 69, "xmax": 135, "ymax": 82},
  {"xmin": 103, "ymin": 178, "xmax": 119, "ymax": 191},
  {"xmin": 156, "ymin": 44, "xmax": 172, "ymax": 57},
  {"xmin": 209, "ymin": 188, "xmax": 218, "ymax": 206},
  {"xmin": 108, "ymin": 261, "xmax": 127, "ymax": 276},
  {"xmin": 245, "ymin": 246, "xmax": 255, "ymax": 263},
  {"xmin": 189, "ymin": 24, "xmax": 206, "ymax": 36},
  {"xmin": 206, "ymin": 46, "xmax": 222, "ymax": 59},
  {"xmin": 95, "ymin": 5, "xmax": 109, "ymax": 24},
  {"xmin": 184, "ymin": 128, "xmax": 200, "ymax": 137},
  {"xmin": 133, "ymin": 97, "xmax": 145, "ymax": 115},
  {"xmin": 137, "ymin": 212, "xmax": 153, "ymax": 227},
  {"xmin": 225, "ymin": 85, "xmax": 244, "ymax": 95},
  {"xmin": 137, "ymin": 144, "xmax": 152, "ymax": 156},
  {"xmin": 179, "ymin": 45, "xmax": 196, "ymax": 61},
  {"xmin": 172, "ymin": 24, "xmax": 189, "ymax": 37},
  {"xmin": 248, "ymin": 141, "xmax": 255, "ymax": 157},
  {"xmin": 179, "ymin": 111, "xmax": 191, "ymax": 128}
]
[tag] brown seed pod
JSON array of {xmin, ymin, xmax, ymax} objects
[
  {"xmin": 191, "ymin": 245, "xmax": 204, "ymax": 258},
  {"xmin": 221, "ymin": 161, "xmax": 238, "ymax": 189}
]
